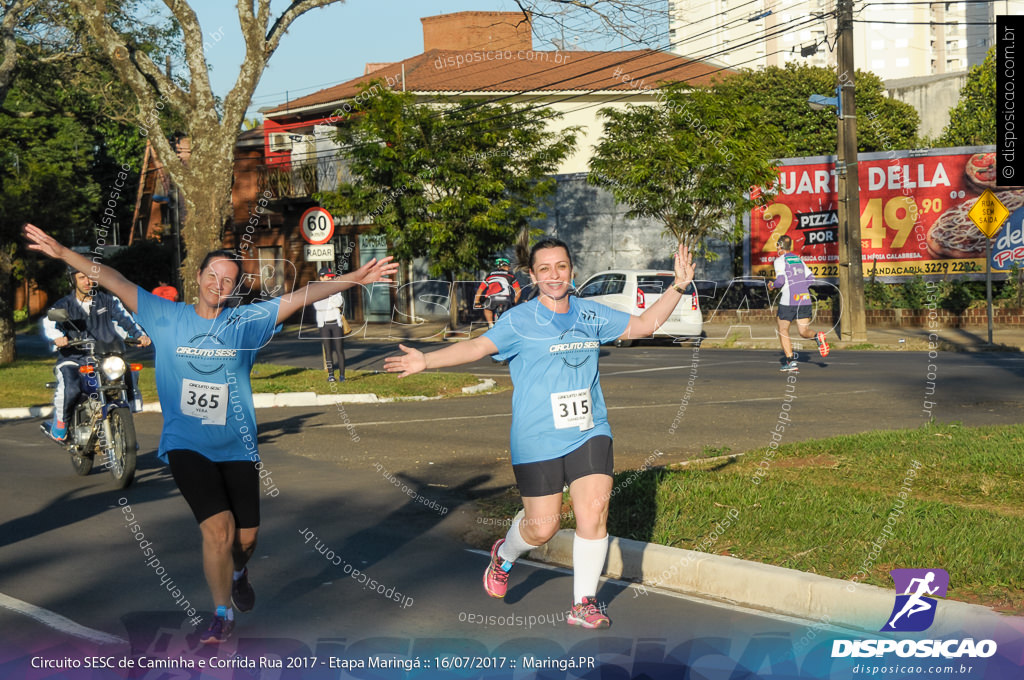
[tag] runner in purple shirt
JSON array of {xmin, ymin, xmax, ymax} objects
[{"xmin": 769, "ymin": 235, "xmax": 830, "ymax": 371}]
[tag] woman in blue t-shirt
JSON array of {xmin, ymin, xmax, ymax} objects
[
  {"xmin": 24, "ymin": 223, "xmax": 397, "ymax": 644},
  {"xmin": 386, "ymin": 237, "xmax": 693, "ymax": 628}
]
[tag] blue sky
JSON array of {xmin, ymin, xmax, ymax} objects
[{"xmin": 196, "ymin": 1, "xmax": 523, "ymax": 120}]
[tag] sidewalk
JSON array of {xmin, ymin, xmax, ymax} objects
[
  {"xmin": 697, "ymin": 318, "xmax": 1024, "ymax": 352},
  {"xmin": 319, "ymin": 318, "xmax": 1024, "ymax": 352}
]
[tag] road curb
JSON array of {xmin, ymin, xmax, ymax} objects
[
  {"xmin": 530, "ymin": 530, "xmax": 1012, "ymax": 636},
  {"xmin": 0, "ymin": 379, "xmax": 497, "ymax": 421}
]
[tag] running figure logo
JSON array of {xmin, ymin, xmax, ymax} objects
[{"xmin": 881, "ymin": 568, "xmax": 949, "ymax": 632}]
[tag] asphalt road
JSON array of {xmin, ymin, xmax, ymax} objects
[{"xmin": 3, "ymin": 338, "xmax": 1023, "ymax": 678}]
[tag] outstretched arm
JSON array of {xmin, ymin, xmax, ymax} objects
[
  {"xmin": 24, "ymin": 224, "xmax": 140, "ymax": 313},
  {"xmin": 275, "ymin": 256, "xmax": 399, "ymax": 324},
  {"xmin": 620, "ymin": 243, "xmax": 695, "ymax": 340},
  {"xmin": 384, "ymin": 336, "xmax": 498, "ymax": 378}
]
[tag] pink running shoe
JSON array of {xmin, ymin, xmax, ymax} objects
[
  {"xmin": 483, "ymin": 539, "xmax": 512, "ymax": 598},
  {"xmin": 816, "ymin": 331, "xmax": 830, "ymax": 357},
  {"xmin": 568, "ymin": 597, "xmax": 610, "ymax": 629}
]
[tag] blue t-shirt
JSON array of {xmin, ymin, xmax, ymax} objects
[
  {"xmin": 484, "ymin": 296, "xmax": 631, "ymax": 465},
  {"xmin": 134, "ymin": 288, "xmax": 281, "ymax": 463}
]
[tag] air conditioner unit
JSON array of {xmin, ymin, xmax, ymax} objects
[{"xmin": 269, "ymin": 133, "xmax": 292, "ymax": 152}]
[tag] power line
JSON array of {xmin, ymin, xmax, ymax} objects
[{"xmin": 852, "ymin": 19, "xmax": 1000, "ymax": 24}]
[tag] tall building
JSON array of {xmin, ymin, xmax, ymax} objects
[{"xmin": 668, "ymin": 0, "xmax": 1019, "ymax": 79}]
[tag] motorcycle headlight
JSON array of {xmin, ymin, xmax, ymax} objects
[{"xmin": 100, "ymin": 356, "xmax": 127, "ymax": 381}]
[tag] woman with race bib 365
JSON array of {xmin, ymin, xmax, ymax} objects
[
  {"xmin": 385, "ymin": 237, "xmax": 694, "ymax": 628},
  {"xmin": 24, "ymin": 223, "xmax": 397, "ymax": 645}
]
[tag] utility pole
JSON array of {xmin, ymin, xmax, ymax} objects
[{"xmin": 835, "ymin": 0, "xmax": 867, "ymax": 342}]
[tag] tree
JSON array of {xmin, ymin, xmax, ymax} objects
[
  {"xmin": 0, "ymin": 1, "xmax": 183, "ymax": 363},
  {"xmin": 316, "ymin": 82, "xmax": 577, "ymax": 326},
  {"xmin": 68, "ymin": 0, "xmax": 343, "ymax": 301},
  {"xmin": 588, "ymin": 84, "xmax": 781, "ymax": 253},
  {"xmin": 0, "ymin": 78, "xmax": 106, "ymax": 362},
  {"xmin": 710, "ymin": 63, "xmax": 920, "ymax": 157},
  {"xmin": 0, "ymin": 0, "xmax": 43, "ymax": 106},
  {"xmin": 938, "ymin": 46, "xmax": 996, "ymax": 147}
]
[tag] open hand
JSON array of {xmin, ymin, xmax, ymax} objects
[
  {"xmin": 351, "ymin": 256, "xmax": 399, "ymax": 287},
  {"xmin": 23, "ymin": 223, "xmax": 68, "ymax": 261},
  {"xmin": 673, "ymin": 242, "xmax": 695, "ymax": 290},
  {"xmin": 383, "ymin": 343, "xmax": 426, "ymax": 378}
]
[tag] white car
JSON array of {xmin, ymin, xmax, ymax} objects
[{"xmin": 577, "ymin": 269, "xmax": 703, "ymax": 347}]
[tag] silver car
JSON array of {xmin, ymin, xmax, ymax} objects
[{"xmin": 577, "ymin": 270, "xmax": 703, "ymax": 347}]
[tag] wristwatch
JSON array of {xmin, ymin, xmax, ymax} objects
[{"xmin": 672, "ymin": 282, "xmax": 687, "ymax": 294}]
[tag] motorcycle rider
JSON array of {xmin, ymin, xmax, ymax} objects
[{"xmin": 41, "ymin": 267, "xmax": 151, "ymax": 443}]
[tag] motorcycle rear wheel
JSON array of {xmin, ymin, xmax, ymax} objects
[{"xmin": 105, "ymin": 407, "xmax": 137, "ymax": 489}]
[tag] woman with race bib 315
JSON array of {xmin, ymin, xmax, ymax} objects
[{"xmin": 385, "ymin": 237, "xmax": 694, "ymax": 628}]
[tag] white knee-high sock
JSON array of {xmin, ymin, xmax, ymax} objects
[
  {"xmin": 573, "ymin": 533, "xmax": 609, "ymax": 604},
  {"xmin": 497, "ymin": 510, "xmax": 538, "ymax": 566}
]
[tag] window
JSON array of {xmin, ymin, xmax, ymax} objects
[
  {"xmin": 578, "ymin": 275, "xmax": 611, "ymax": 298},
  {"xmin": 603, "ymin": 274, "xmax": 627, "ymax": 295},
  {"xmin": 638, "ymin": 276, "xmax": 673, "ymax": 294},
  {"xmin": 258, "ymin": 246, "xmax": 285, "ymax": 297}
]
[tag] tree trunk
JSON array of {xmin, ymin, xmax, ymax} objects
[
  {"xmin": 174, "ymin": 139, "xmax": 235, "ymax": 303},
  {"xmin": 0, "ymin": 249, "xmax": 17, "ymax": 364},
  {"xmin": 448, "ymin": 271, "xmax": 459, "ymax": 330}
]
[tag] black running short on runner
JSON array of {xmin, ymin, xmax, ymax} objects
[
  {"xmin": 167, "ymin": 449, "xmax": 261, "ymax": 527},
  {"xmin": 777, "ymin": 304, "xmax": 812, "ymax": 322},
  {"xmin": 512, "ymin": 435, "xmax": 613, "ymax": 498}
]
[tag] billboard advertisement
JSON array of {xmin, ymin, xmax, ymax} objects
[{"xmin": 746, "ymin": 147, "xmax": 1024, "ymax": 281}]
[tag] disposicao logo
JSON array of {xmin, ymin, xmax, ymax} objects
[
  {"xmin": 882, "ymin": 568, "xmax": 948, "ymax": 632},
  {"xmin": 831, "ymin": 568, "xmax": 997, "ymax": 659}
]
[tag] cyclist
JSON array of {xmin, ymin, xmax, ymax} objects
[
  {"xmin": 386, "ymin": 238, "xmax": 694, "ymax": 629},
  {"xmin": 473, "ymin": 257, "xmax": 521, "ymax": 327},
  {"xmin": 41, "ymin": 267, "xmax": 151, "ymax": 443},
  {"xmin": 24, "ymin": 223, "xmax": 397, "ymax": 645}
]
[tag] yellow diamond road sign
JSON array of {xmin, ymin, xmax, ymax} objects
[{"xmin": 968, "ymin": 190, "xmax": 1010, "ymax": 239}]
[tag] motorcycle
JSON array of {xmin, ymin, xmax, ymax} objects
[{"xmin": 43, "ymin": 308, "xmax": 143, "ymax": 488}]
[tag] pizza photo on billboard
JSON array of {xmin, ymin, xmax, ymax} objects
[
  {"xmin": 923, "ymin": 154, "xmax": 1024, "ymax": 259},
  {"xmin": 965, "ymin": 152, "xmax": 997, "ymax": 193},
  {"xmin": 926, "ymin": 190, "xmax": 1024, "ymax": 259}
]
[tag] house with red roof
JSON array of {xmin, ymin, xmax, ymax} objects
[{"xmin": 234, "ymin": 11, "xmax": 733, "ymax": 324}]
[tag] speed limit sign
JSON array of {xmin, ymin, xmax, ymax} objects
[{"xmin": 299, "ymin": 207, "xmax": 335, "ymax": 245}]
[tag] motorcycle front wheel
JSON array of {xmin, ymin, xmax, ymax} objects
[
  {"xmin": 70, "ymin": 451, "xmax": 94, "ymax": 476},
  {"xmin": 105, "ymin": 407, "xmax": 137, "ymax": 489},
  {"xmin": 69, "ymin": 406, "xmax": 94, "ymax": 476}
]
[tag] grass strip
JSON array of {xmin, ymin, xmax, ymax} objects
[{"xmin": 0, "ymin": 359, "xmax": 492, "ymax": 409}]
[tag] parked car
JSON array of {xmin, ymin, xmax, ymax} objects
[{"xmin": 577, "ymin": 269, "xmax": 703, "ymax": 347}]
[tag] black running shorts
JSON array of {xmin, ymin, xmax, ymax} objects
[
  {"xmin": 512, "ymin": 435, "xmax": 613, "ymax": 498},
  {"xmin": 167, "ymin": 449, "xmax": 261, "ymax": 528},
  {"xmin": 777, "ymin": 304, "xmax": 812, "ymax": 322}
]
